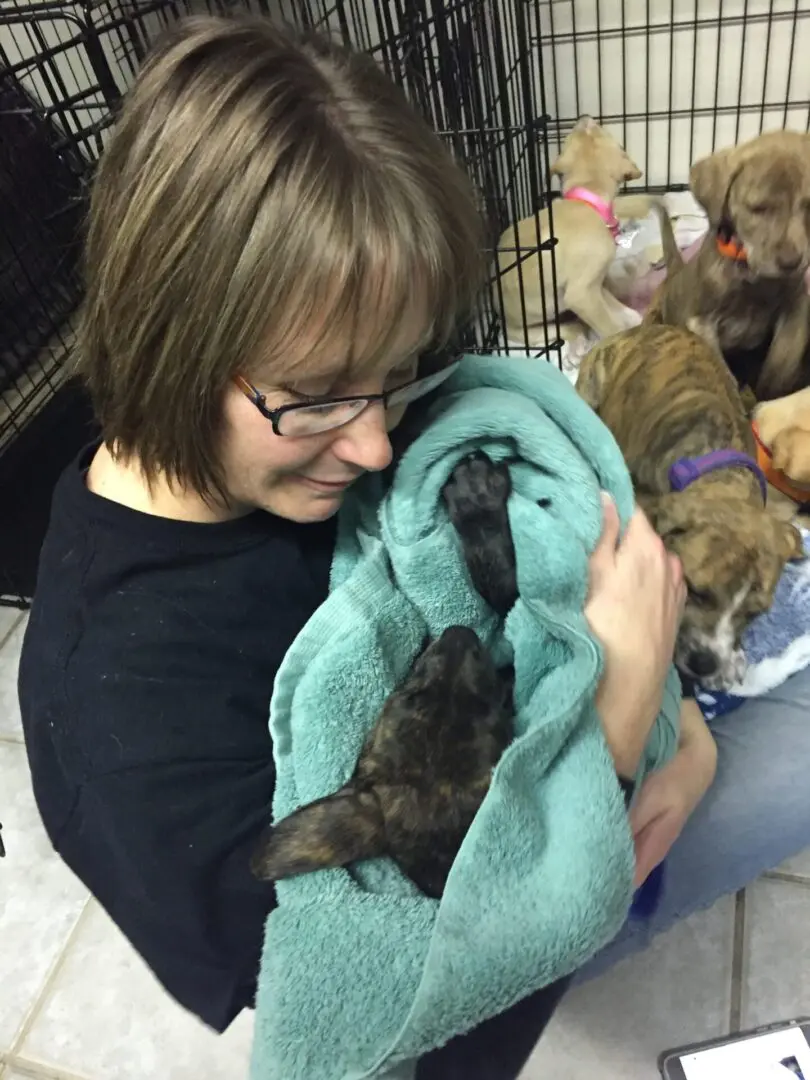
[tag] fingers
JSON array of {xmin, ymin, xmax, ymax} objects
[
  {"xmin": 623, "ymin": 505, "xmax": 663, "ymax": 551},
  {"xmin": 589, "ymin": 493, "xmax": 621, "ymax": 578}
]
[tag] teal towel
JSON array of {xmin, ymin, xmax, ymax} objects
[{"xmin": 251, "ymin": 355, "xmax": 681, "ymax": 1080}]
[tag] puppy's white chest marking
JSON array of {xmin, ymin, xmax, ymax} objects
[{"xmin": 695, "ymin": 583, "xmax": 751, "ymax": 688}]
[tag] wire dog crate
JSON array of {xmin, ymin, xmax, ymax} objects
[{"xmin": 1, "ymin": 0, "xmax": 810, "ymax": 606}]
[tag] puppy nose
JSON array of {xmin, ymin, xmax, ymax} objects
[
  {"xmin": 687, "ymin": 649, "xmax": 718, "ymax": 678},
  {"xmin": 776, "ymin": 248, "xmax": 802, "ymax": 272}
]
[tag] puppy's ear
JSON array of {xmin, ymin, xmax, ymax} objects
[
  {"xmin": 250, "ymin": 786, "xmax": 387, "ymax": 883},
  {"xmin": 642, "ymin": 491, "xmax": 689, "ymax": 541},
  {"xmin": 550, "ymin": 143, "xmax": 573, "ymax": 177},
  {"xmin": 690, "ymin": 147, "xmax": 736, "ymax": 223}
]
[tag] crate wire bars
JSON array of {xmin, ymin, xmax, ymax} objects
[{"xmin": 1, "ymin": 0, "xmax": 809, "ymax": 605}]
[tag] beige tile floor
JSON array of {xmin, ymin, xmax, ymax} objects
[{"xmin": 1, "ymin": 608, "xmax": 809, "ymax": 1080}]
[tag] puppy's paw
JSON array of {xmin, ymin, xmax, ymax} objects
[
  {"xmin": 443, "ymin": 451, "xmax": 518, "ymax": 617},
  {"xmin": 726, "ymin": 649, "xmax": 747, "ymax": 688},
  {"xmin": 442, "ymin": 451, "xmax": 511, "ymax": 524},
  {"xmin": 620, "ymin": 305, "xmax": 643, "ymax": 330},
  {"xmin": 754, "ymin": 392, "xmax": 810, "ymax": 448}
]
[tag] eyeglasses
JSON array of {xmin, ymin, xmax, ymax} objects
[{"xmin": 234, "ymin": 355, "xmax": 463, "ymax": 436}]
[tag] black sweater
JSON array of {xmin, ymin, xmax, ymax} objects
[{"xmin": 18, "ymin": 445, "xmax": 336, "ymax": 1031}]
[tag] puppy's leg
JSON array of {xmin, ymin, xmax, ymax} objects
[
  {"xmin": 686, "ymin": 316, "xmax": 724, "ymax": 357},
  {"xmin": 514, "ymin": 318, "xmax": 591, "ymax": 350},
  {"xmin": 756, "ymin": 297, "xmax": 810, "ymax": 400},
  {"xmin": 574, "ymin": 347, "xmax": 609, "ymax": 412},
  {"xmin": 567, "ymin": 283, "xmax": 642, "ymax": 339},
  {"xmin": 442, "ymin": 451, "xmax": 518, "ymax": 616}
]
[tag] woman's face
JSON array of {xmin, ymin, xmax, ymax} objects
[{"xmin": 218, "ymin": 351, "xmax": 419, "ymax": 523}]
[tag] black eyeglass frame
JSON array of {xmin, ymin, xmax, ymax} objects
[{"xmin": 234, "ymin": 352, "xmax": 464, "ymax": 436}]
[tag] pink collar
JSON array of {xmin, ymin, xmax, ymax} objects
[{"xmin": 563, "ymin": 186, "xmax": 621, "ymax": 239}]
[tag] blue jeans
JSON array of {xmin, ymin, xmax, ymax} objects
[{"xmin": 581, "ymin": 665, "xmax": 810, "ymax": 981}]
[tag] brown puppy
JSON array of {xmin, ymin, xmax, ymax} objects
[
  {"xmin": 497, "ymin": 116, "xmax": 663, "ymax": 346},
  {"xmin": 646, "ymin": 131, "xmax": 810, "ymax": 400},
  {"xmin": 577, "ymin": 324, "xmax": 803, "ymax": 688},
  {"xmin": 250, "ymin": 451, "xmax": 518, "ymax": 899},
  {"xmin": 755, "ymin": 386, "xmax": 810, "ymax": 487}
]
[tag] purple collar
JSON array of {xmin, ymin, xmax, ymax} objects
[{"xmin": 669, "ymin": 450, "xmax": 768, "ymax": 503}]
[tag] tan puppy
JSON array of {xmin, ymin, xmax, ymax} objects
[
  {"xmin": 647, "ymin": 130, "xmax": 810, "ymax": 400},
  {"xmin": 755, "ymin": 387, "xmax": 810, "ymax": 486},
  {"xmin": 577, "ymin": 324, "xmax": 803, "ymax": 688},
  {"xmin": 497, "ymin": 116, "xmax": 663, "ymax": 346}
]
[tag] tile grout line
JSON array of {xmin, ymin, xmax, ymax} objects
[
  {"xmin": 0, "ymin": 611, "xmax": 24, "ymax": 654},
  {"xmin": 762, "ymin": 869, "xmax": 810, "ymax": 888},
  {"xmin": 3, "ymin": 1057, "xmax": 95, "ymax": 1080},
  {"xmin": 729, "ymin": 888, "xmax": 747, "ymax": 1033},
  {"xmin": 7, "ymin": 898, "xmax": 94, "ymax": 1061}
]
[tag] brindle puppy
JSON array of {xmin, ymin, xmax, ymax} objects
[
  {"xmin": 250, "ymin": 451, "xmax": 518, "ymax": 898},
  {"xmin": 645, "ymin": 130, "xmax": 810, "ymax": 401},
  {"xmin": 578, "ymin": 324, "xmax": 803, "ymax": 689}
]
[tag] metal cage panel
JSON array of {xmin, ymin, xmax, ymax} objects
[{"xmin": 539, "ymin": 0, "xmax": 810, "ymax": 190}]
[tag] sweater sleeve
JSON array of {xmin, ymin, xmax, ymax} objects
[{"xmin": 56, "ymin": 755, "xmax": 276, "ymax": 1031}]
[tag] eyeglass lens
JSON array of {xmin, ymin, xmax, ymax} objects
[{"xmin": 275, "ymin": 362, "xmax": 460, "ymax": 436}]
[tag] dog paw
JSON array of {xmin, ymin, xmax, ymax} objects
[
  {"xmin": 727, "ymin": 649, "xmax": 747, "ymax": 687},
  {"xmin": 442, "ymin": 451, "xmax": 511, "ymax": 523},
  {"xmin": 754, "ymin": 395, "xmax": 801, "ymax": 448}
]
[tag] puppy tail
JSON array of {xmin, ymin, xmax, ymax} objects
[
  {"xmin": 250, "ymin": 786, "xmax": 387, "ymax": 883},
  {"xmin": 612, "ymin": 194, "xmax": 680, "ymax": 271},
  {"xmin": 650, "ymin": 202, "xmax": 681, "ymax": 273}
]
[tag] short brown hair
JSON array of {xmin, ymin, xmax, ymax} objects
[{"xmin": 78, "ymin": 15, "xmax": 484, "ymax": 499}]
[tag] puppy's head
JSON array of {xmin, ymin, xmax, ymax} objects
[
  {"xmin": 398, "ymin": 625, "xmax": 509, "ymax": 716},
  {"xmin": 551, "ymin": 115, "xmax": 641, "ymax": 186},
  {"xmin": 650, "ymin": 490, "xmax": 804, "ymax": 688},
  {"xmin": 690, "ymin": 130, "xmax": 810, "ymax": 280},
  {"xmin": 250, "ymin": 626, "xmax": 512, "ymax": 886}
]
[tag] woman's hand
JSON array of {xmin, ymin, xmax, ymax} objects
[
  {"xmin": 586, "ymin": 494, "xmax": 686, "ymax": 779},
  {"xmin": 631, "ymin": 699, "xmax": 718, "ymax": 886}
]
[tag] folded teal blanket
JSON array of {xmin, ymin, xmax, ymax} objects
[{"xmin": 251, "ymin": 355, "xmax": 681, "ymax": 1080}]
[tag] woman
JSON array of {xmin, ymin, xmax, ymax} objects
[{"xmin": 17, "ymin": 14, "xmax": 803, "ymax": 1078}]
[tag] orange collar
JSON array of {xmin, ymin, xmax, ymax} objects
[
  {"xmin": 752, "ymin": 420, "xmax": 810, "ymax": 505},
  {"xmin": 716, "ymin": 231, "xmax": 748, "ymax": 263}
]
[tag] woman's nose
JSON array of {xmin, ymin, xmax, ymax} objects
[{"xmin": 332, "ymin": 402, "xmax": 393, "ymax": 473}]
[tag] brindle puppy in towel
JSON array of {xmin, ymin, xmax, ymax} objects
[{"xmin": 250, "ymin": 450, "xmax": 518, "ymax": 899}]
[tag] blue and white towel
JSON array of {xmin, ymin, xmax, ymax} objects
[{"xmin": 696, "ymin": 529, "xmax": 810, "ymax": 720}]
